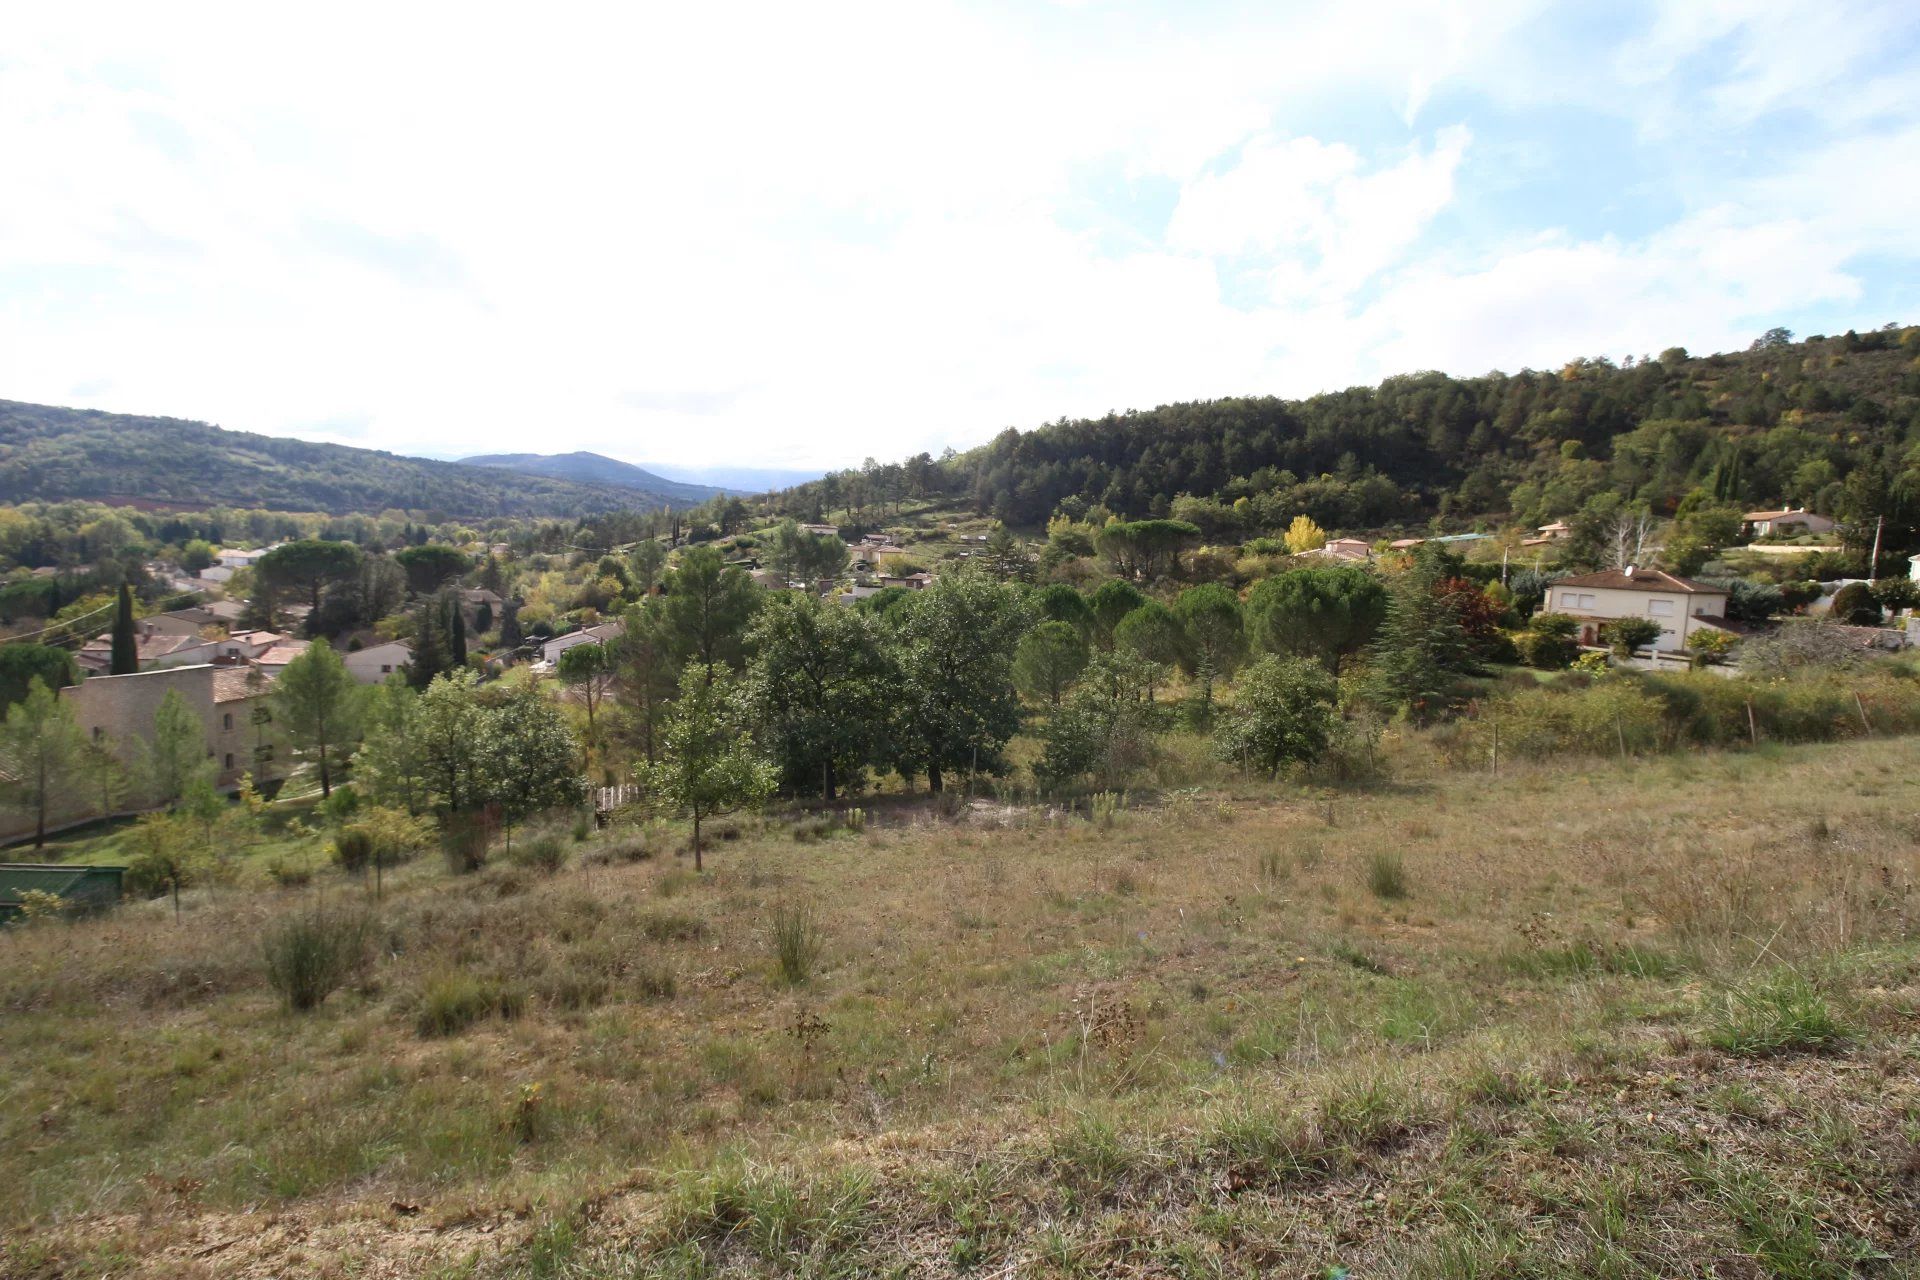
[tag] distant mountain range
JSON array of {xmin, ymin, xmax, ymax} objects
[
  {"xmin": 459, "ymin": 452, "xmax": 822, "ymax": 496},
  {"xmin": 458, "ymin": 452, "xmax": 732, "ymax": 504},
  {"xmin": 0, "ymin": 400, "xmax": 726, "ymax": 517}
]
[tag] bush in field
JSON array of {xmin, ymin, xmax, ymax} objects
[
  {"xmin": 1685, "ymin": 628, "xmax": 1737, "ymax": 666},
  {"xmin": 263, "ymin": 908, "xmax": 372, "ymax": 1012},
  {"xmin": 1828, "ymin": 582, "xmax": 1881, "ymax": 626},
  {"xmin": 331, "ymin": 827, "xmax": 374, "ymax": 873},
  {"xmin": 510, "ymin": 835, "xmax": 568, "ymax": 874},
  {"xmin": 1213, "ymin": 655, "xmax": 1337, "ymax": 776},
  {"xmin": 1516, "ymin": 612, "xmax": 1579, "ymax": 669}
]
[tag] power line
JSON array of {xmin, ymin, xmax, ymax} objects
[{"xmin": 2, "ymin": 598, "xmax": 115, "ymax": 646}]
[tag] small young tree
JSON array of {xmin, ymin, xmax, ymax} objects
[
  {"xmin": 1172, "ymin": 583, "xmax": 1247, "ymax": 717},
  {"xmin": 1364, "ymin": 549, "xmax": 1477, "ymax": 722},
  {"xmin": 1014, "ymin": 620, "xmax": 1089, "ymax": 707},
  {"xmin": 142, "ymin": 688, "xmax": 214, "ymax": 809},
  {"xmin": 1113, "ymin": 601, "xmax": 1187, "ymax": 700},
  {"xmin": 557, "ymin": 641, "xmax": 613, "ymax": 762},
  {"xmin": 0, "ymin": 678, "xmax": 87, "ymax": 847},
  {"xmin": 273, "ymin": 640, "xmax": 362, "ymax": 798},
  {"xmin": 126, "ymin": 812, "xmax": 199, "ymax": 921},
  {"xmin": 1283, "ymin": 515, "xmax": 1328, "ymax": 555},
  {"xmin": 645, "ymin": 668, "xmax": 776, "ymax": 870},
  {"xmin": 1213, "ymin": 655, "xmax": 1338, "ymax": 777},
  {"xmin": 1600, "ymin": 616, "xmax": 1662, "ymax": 657},
  {"xmin": 354, "ymin": 677, "xmax": 427, "ymax": 813}
]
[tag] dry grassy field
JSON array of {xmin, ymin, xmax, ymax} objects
[{"xmin": 5, "ymin": 734, "xmax": 1920, "ymax": 1278}]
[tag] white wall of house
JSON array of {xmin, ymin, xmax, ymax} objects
[
  {"xmin": 1545, "ymin": 584, "xmax": 1728, "ymax": 652},
  {"xmin": 343, "ymin": 641, "xmax": 412, "ymax": 684}
]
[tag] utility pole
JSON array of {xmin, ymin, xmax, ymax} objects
[{"xmin": 1870, "ymin": 515, "xmax": 1884, "ymax": 577}]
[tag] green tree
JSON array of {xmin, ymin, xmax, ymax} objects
[
  {"xmin": 664, "ymin": 545, "xmax": 760, "ymax": 681},
  {"xmin": 645, "ymin": 667, "xmax": 776, "ymax": 869},
  {"xmin": 413, "ymin": 670, "xmax": 488, "ymax": 814},
  {"xmin": 1213, "ymin": 655, "xmax": 1337, "ymax": 776},
  {"xmin": 1087, "ymin": 579, "xmax": 1147, "ymax": 648},
  {"xmin": 273, "ymin": 640, "xmax": 362, "ymax": 798},
  {"xmin": 1364, "ymin": 549, "xmax": 1477, "ymax": 721},
  {"xmin": 406, "ymin": 596, "xmax": 454, "ymax": 689},
  {"xmin": 1033, "ymin": 583, "xmax": 1095, "ymax": 641},
  {"xmin": 629, "ymin": 539, "xmax": 668, "ymax": 594},
  {"xmin": 1600, "ymin": 616, "xmax": 1662, "ymax": 656},
  {"xmin": 1036, "ymin": 648, "xmax": 1165, "ymax": 790},
  {"xmin": 1113, "ymin": 600, "xmax": 1187, "ymax": 700},
  {"xmin": 746, "ymin": 593, "xmax": 899, "ymax": 798},
  {"xmin": 256, "ymin": 540, "xmax": 365, "ymax": 614},
  {"xmin": 1014, "ymin": 620, "xmax": 1089, "ymax": 706},
  {"xmin": 394, "ymin": 544, "xmax": 471, "ymax": 596},
  {"xmin": 477, "ymin": 684, "xmax": 584, "ymax": 846},
  {"xmin": 1172, "ymin": 583, "xmax": 1247, "ymax": 716},
  {"xmin": 353, "ymin": 677, "xmax": 428, "ymax": 814},
  {"xmin": 557, "ymin": 641, "xmax": 613, "ymax": 762},
  {"xmin": 1245, "ymin": 564, "xmax": 1387, "ymax": 673},
  {"xmin": 142, "ymin": 688, "xmax": 214, "ymax": 809},
  {"xmin": 110, "ymin": 582, "xmax": 138, "ymax": 675},
  {"xmin": 0, "ymin": 642, "xmax": 78, "ymax": 711},
  {"xmin": 449, "ymin": 596, "xmax": 469, "ymax": 667},
  {"xmin": 0, "ymin": 678, "xmax": 87, "ymax": 847},
  {"xmin": 890, "ymin": 571, "xmax": 1030, "ymax": 791},
  {"xmin": 180, "ymin": 538, "xmax": 216, "ymax": 573},
  {"xmin": 609, "ymin": 601, "xmax": 679, "ymax": 767}
]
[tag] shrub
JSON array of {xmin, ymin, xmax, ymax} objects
[
  {"xmin": 441, "ymin": 809, "xmax": 497, "ymax": 874},
  {"xmin": 318, "ymin": 786, "xmax": 361, "ymax": 826},
  {"xmin": 1366, "ymin": 851, "xmax": 1408, "ymax": 900},
  {"xmin": 332, "ymin": 827, "xmax": 374, "ymax": 874},
  {"xmin": 263, "ymin": 909, "xmax": 372, "ymax": 1012},
  {"xmin": 1828, "ymin": 582, "xmax": 1881, "ymax": 626},
  {"xmin": 1213, "ymin": 655, "xmax": 1338, "ymax": 776},
  {"xmin": 1599, "ymin": 617, "xmax": 1662, "ymax": 656},
  {"xmin": 511, "ymin": 835, "xmax": 568, "ymax": 874},
  {"xmin": 1707, "ymin": 971, "xmax": 1851, "ymax": 1056},
  {"xmin": 770, "ymin": 900, "xmax": 823, "ymax": 986}
]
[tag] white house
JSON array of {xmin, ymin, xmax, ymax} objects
[
  {"xmin": 1742, "ymin": 508, "xmax": 1836, "ymax": 539},
  {"xmin": 343, "ymin": 640, "xmax": 413, "ymax": 684},
  {"xmin": 1544, "ymin": 567, "xmax": 1731, "ymax": 652},
  {"xmin": 1316, "ymin": 538, "xmax": 1372, "ymax": 562},
  {"xmin": 541, "ymin": 621, "xmax": 624, "ymax": 665}
]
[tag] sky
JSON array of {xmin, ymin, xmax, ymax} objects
[{"xmin": 2, "ymin": 1, "xmax": 1918, "ymax": 476}]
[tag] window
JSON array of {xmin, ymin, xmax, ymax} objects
[
  {"xmin": 1574, "ymin": 593, "xmax": 1596, "ymax": 609},
  {"xmin": 92, "ymin": 726, "xmax": 104, "ymax": 742},
  {"xmin": 380, "ymin": 663, "xmax": 392, "ymax": 673},
  {"xmin": 1647, "ymin": 600, "xmax": 1674, "ymax": 617},
  {"xmin": 1558, "ymin": 591, "xmax": 1579, "ymax": 608},
  {"xmin": 223, "ymin": 712, "xmax": 234, "ymax": 731},
  {"xmin": 224, "ymin": 753, "xmax": 235, "ymax": 769}
]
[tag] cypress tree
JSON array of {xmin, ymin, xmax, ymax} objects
[
  {"xmin": 450, "ymin": 598, "xmax": 469, "ymax": 667},
  {"xmin": 109, "ymin": 583, "xmax": 138, "ymax": 675}
]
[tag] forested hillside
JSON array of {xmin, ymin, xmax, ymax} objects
[
  {"xmin": 0, "ymin": 401, "xmax": 707, "ymax": 517},
  {"xmin": 782, "ymin": 326, "xmax": 1920, "ymax": 550}
]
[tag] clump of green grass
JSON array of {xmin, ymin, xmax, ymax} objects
[
  {"xmin": 1366, "ymin": 850, "xmax": 1408, "ymax": 900},
  {"xmin": 1331, "ymin": 939, "xmax": 1391, "ymax": 974},
  {"xmin": 510, "ymin": 835, "xmax": 568, "ymax": 874},
  {"xmin": 262, "ymin": 908, "xmax": 371, "ymax": 1012},
  {"xmin": 770, "ymin": 901, "xmax": 823, "ymax": 986},
  {"xmin": 1708, "ymin": 970, "xmax": 1851, "ymax": 1057},
  {"xmin": 638, "ymin": 909, "xmax": 709, "ymax": 942},
  {"xmin": 415, "ymin": 971, "xmax": 527, "ymax": 1037},
  {"xmin": 1502, "ymin": 940, "xmax": 1684, "ymax": 980}
]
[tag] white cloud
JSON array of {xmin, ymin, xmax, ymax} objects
[{"xmin": 0, "ymin": 1, "xmax": 1913, "ymax": 473}]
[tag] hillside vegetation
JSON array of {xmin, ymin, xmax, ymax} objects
[
  {"xmin": 5, "ymin": 734, "xmax": 1919, "ymax": 1277},
  {"xmin": 779, "ymin": 326, "xmax": 1920, "ymax": 548},
  {"xmin": 0, "ymin": 401, "xmax": 714, "ymax": 518}
]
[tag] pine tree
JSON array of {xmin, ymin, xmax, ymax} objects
[
  {"xmin": 0, "ymin": 678, "xmax": 87, "ymax": 847},
  {"xmin": 1364, "ymin": 548, "xmax": 1477, "ymax": 723},
  {"xmin": 110, "ymin": 583, "xmax": 138, "ymax": 675},
  {"xmin": 407, "ymin": 599, "xmax": 450, "ymax": 690}
]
